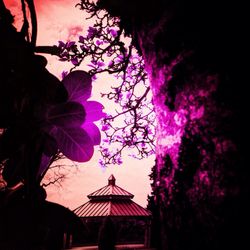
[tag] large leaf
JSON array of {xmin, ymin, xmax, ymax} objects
[
  {"xmin": 82, "ymin": 122, "xmax": 101, "ymax": 145},
  {"xmin": 43, "ymin": 132, "xmax": 58, "ymax": 156},
  {"xmin": 55, "ymin": 127, "xmax": 94, "ymax": 162},
  {"xmin": 62, "ymin": 70, "xmax": 92, "ymax": 102},
  {"xmin": 47, "ymin": 101, "xmax": 85, "ymax": 127},
  {"xmin": 37, "ymin": 154, "xmax": 51, "ymax": 177},
  {"xmin": 84, "ymin": 101, "xmax": 106, "ymax": 122}
]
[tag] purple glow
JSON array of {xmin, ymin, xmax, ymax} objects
[
  {"xmin": 39, "ymin": 70, "xmax": 104, "ymax": 168},
  {"xmin": 62, "ymin": 70, "xmax": 92, "ymax": 103},
  {"xmin": 47, "ymin": 102, "xmax": 86, "ymax": 127},
  {"xmin": 140, "ymin": 46, "xmax": 227, "ymax": 199},
  {"xmin": 83, "ymin": 101, "xmax": 106, "ymax": 122},
  {"xmin": 54, "ymin": 127, "xmax": 94, "ymax": 162},
  {"xmin": 82, "ymin": 123, "xmax": 101, "ymax": 145}
]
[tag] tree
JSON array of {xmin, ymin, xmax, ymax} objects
[
  {"xmin": 74, "ymin": 1, "xmax": 248, "ymax": 250},
  {"xmin": 53, "ymin": 1, "xmax": 156, "ymax": 166},
  {"xmin": 0, "ymin": 1, "xmax": 101, "ymax": 248},
  {"xmin": 0, "ymin": 0, "xmax": 104, "ymax": 189}
]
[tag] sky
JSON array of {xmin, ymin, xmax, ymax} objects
[{"xmin": 4, "ymin": 0, "xmax": 155, "ymax": 209}]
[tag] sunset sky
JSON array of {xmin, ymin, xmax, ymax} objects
[{"xmin": 4, "ymin": 0, "xmax": 154, "ymax": 209}]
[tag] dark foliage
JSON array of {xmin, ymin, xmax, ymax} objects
[
  {"xmin": 0, "ymin": 2, "xmax": 66, "ymax": 189},
  {"xmin": 0, "ymin": 185, "xmax": 85, "ymax": 250},
  {"xmin": 0, "ymin": 1, "xmax": 88, "ymax": 249}
]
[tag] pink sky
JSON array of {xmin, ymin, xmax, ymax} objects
[{"xmin": 4, "ymin": 0, "xmax": 154, "ymax": 209}]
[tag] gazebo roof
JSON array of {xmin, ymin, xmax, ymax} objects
[
  {"xmin": 87, "ymin": 174, "xmax": 134, "ymax": 200},
  {"xmin": 74, "ymin": 175, "xmax": 151, "ymax": 218}
]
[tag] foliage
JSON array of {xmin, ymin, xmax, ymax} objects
[
  {"xmin": 0, "ymin": 1, "xmax": 103, "ymax": 191},
  {"xmin": 56, "ymin": 0, "xmax": 156, "ymax": 166}
]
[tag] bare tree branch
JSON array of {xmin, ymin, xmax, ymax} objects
[{"xmin": 53, "ymin": 1, "xmax": 156, "ymax": 166}]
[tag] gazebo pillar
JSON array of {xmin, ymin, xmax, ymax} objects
[{"xmin": 144, "ymin": 217, "xmax": 151, "ymax": 248}]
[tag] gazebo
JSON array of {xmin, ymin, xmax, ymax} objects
[{"xmin": 74, "ymin": 175, "xmax": 151, "ymax": 247}]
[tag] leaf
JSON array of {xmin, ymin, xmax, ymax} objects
[
  {"xmin": 82, "ymin": 122, "xmax": 101, "ymax": 145},
  {"xmin": 37, "ymin": 154, "xmax": 51, "ymax": 177},
  {"xmin": 62, "ymin": 70, "xmax": 92, "ymax": 103},
  {"xmin": 84, "ymin": 101, "xmax": 106, "ymax": 122},
  {"xmin": 43, "ymin": 132, "xmax": 58, "ymax": 156},
  {"xmin": 71, "ymin": 58, "xmax": 79, "ymax": 66},
  {"xmin": 47, "ymin": 101, "xmax": 86, "ymax": 128},
  {"xmin": 55, "ymin": 127, "xmax": 94, "ymax": 162}
]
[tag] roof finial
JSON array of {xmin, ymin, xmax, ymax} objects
[{"xmin": 108, "ymin": 174, "xmax": 116, "ymax": 186}]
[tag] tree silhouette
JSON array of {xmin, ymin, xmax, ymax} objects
[
  {"xmin": 0, "ymin": 0, "xmax": 104, "ymax": 189},
  {"xmin": 0, "ymin": 1, "xmax": 100, "ymax": 248},
  {"xmin": 77, "ymin": 1, "xmax": 248, "ymax": 250}
]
